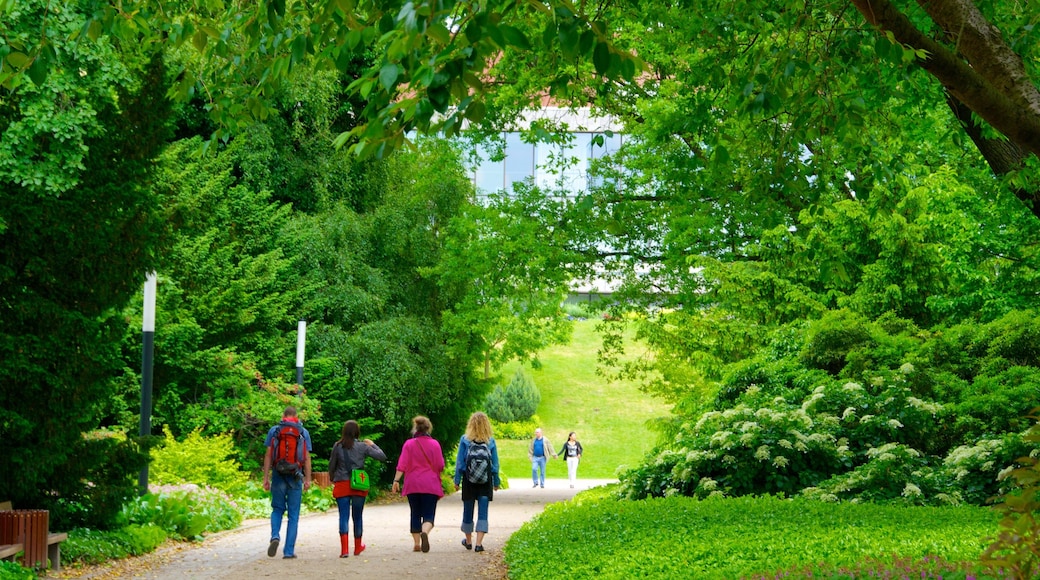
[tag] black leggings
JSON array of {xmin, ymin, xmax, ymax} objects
[{"xmin": 407, "ymin": 493, "xmax": 439, "ymax": 533}]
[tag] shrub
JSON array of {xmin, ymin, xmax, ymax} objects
[
  {"xmin": 491, "ymin": 416, "xmax": 541, "ymax": 440},
  {"xmin": 61, "ymin": 523, "xmax": 166, "ymax": 566},
  {"xmin": 980, "ymin": 415, "xmax": 1040, "ymax": 579},
  {"xmin": 0, "ymin": 561, "xmax": 34, "ymax": 580},
  {"xmin": 120, "ymin": 484, "xmax": 242, "ymax": 539},
  {"xmin": 485, "ymin": 368, "xmax": 540, "ymax": 423},
  {"xmin": 150, "ymin": 427, "xmax": 250, "ymax": 495}
]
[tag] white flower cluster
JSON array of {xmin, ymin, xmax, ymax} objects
[
  {"xmin": 943, "ymin": 439, "xmax": 1003, "ymax": 480},
  {"xmin": 901, "ymin": 482, "xmax": 923, "ymax": 498},
  {"xmin": 906, "ymin": 396, "xmax": 942, "ymax": 415}
]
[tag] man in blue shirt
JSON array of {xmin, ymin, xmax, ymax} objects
[
  {"xmin": 527, "ymin": 428, "xmax": 557, "ymax": 488},
  {"xmin": 263, "ymin": 406, "xmax": 312, "ymax": 559}
]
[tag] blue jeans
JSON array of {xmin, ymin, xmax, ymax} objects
[
  {"xmin": 531, "ymin": 455, "xmax": 547, "ymax": 485},
  {"xmin": 460, "ymin": 495, "xmax": 490, "ymax": 534},
  {"xmin": 336, "ymin": 495, "xmax": 366, "ymax": 536},
  {"xmin": 270, "ymin": 473, "xmax": 303, "ymax": 556}
]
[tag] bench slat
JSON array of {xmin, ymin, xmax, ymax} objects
[{"xmin": 0, "ymin": 543, "xmax": 23, "ymax": 560}]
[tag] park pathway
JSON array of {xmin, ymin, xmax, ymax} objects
[{"xmin": 59, "ymin": 479, "xmax": 614, "ymax": 580}]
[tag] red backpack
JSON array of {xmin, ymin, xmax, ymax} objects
[{"xmin": 273, "ymin": 421, "xmax": 304, "ymax": 476}]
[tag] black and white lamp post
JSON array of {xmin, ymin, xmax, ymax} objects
[
  {"xmin": 295, "ymin": 319, "xmax": 306, "ymax": 397},
  {"xmin": 138, "ymin": 272, "xmax": 157, "ymax": 495}
]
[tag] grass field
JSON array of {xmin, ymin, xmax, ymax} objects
[{"xmin": 489, "ymin": 318, "xmax": 671, "ymax": 481}]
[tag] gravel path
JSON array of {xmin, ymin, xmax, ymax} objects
[{"xmin": 58, "ymin": 479, "xmax": 613, "ymax": 580}]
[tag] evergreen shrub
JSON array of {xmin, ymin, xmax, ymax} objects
[
  {"xmin": 485, "ymin": 368, "xmax": 540, "ymax": 423},
  {"xmin": 490, "ymin": 416, "xmax": 541, "ymax": 440}
]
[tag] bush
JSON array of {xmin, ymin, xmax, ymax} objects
[
  {"xmin": 485, "ymin": 368, "xmax": 541, "ymax": 423},
  {"xmin": 120, "ymin": 484, "xmax": 242, "ymax": 539},
  {"xmin": 61, "ymin": 523, "xmax": 166, "ymax": 566},
  {"xmin": 0, "ymin": 561, "xmax": 34, "ymax": 580},
  {"xmin": 980, "ymin": 414, "xmax": 1040, "ymax": 579},
  {"xmin": 491, "ymin": 416, "xmax": 541, "ymax": 440},
  {"xmin": 150, "ymin": 427, "xmax": 250, "ymax": 495}
]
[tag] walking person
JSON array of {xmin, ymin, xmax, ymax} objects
[
  {"xmin": 528, "ymin": 427, "xmax": 557, "ymax": 488},
  {"xmin": 453, "ymin": 412, "xmax": 501, "ymax": 553},
  {"xmin": 329, "ymin": 420, "xmax": 387, "ymax": 557},
  {"xmin": 391, "ymin": 415, "xmax": 445, "ymax": 552},
  {"xmin": 262, "ymin": 406, "xmax": 312, "ymax": 559},
  {"xmin": 560, "ymin": 431, "xmax": 584, "ymax": 488}
]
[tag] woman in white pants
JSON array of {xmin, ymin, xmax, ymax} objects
[{"xmin": 560, "ymin": 432, "xmax": 584, "ymax": 488}]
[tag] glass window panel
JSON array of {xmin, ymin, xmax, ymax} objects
[
  {"xmin": 473, "ymin": 141, "xmax": 504, "ymax": 196},
  {"xmin": 503, "ymin": 132, "xmax": 535, "ymax": 192},
  {"xmin": 561, "ymin": 133, "xmax": 591, "ymax": 193}
]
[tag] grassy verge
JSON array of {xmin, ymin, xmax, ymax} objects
[
  {"xmin": 505, "ymin": 490, "xmax": 1000, "ymax": 579},
  {"xmin": 491, "ymin": 319, "xmax": 670, "ymax": 480}
]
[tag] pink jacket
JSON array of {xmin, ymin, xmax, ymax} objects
[{"xmin": 397, "ymin": 434, "xmax": 445, "ymax": 497}]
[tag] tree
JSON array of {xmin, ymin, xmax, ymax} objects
[
  {"xmin": 0, "ymin": 0, "xmax": 173, "ymax": 527},
  {"xmin": 11, "ymin": 1, "xmax": 1032, "ymax": 212},
  {"xmin": 436, "ymin": 183, "xmax": 575, "ymax": 379}
]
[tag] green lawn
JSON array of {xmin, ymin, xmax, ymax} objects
[{"xmin": 491, "ymin": 318, "xmax": 671, "ymax": 480}]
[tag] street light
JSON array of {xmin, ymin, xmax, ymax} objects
[
  {"xmin": 295, "ymin": 319, "xmax": 306, "ymax": 397},
  {"xmin": 139, "ymin": 272, "xmax": 157, "ymax": 495}
]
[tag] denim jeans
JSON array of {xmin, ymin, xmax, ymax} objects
[
  {"xmin": 460, "ymin": 495, "xmax": 490, "ymax": 534},
  {"xmin": 336, "ymin": 495, "xmax": 367, "ymax": 536},
  {"xmin": 270, "ymin": 473, "xmax": 303, "ymax": 556},
  {"xmin": 531, "ymin": 455, "xmax": 547, "ymax": 485}
]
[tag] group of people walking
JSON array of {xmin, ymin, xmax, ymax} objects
[{"xmin": 262, "ymin": 406, "xmax": 581, "ymax": 559}]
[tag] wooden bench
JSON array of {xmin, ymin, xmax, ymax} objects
[
  {"xmin": 0, "ymin": 541, "xmax": 23, "ymax": 561},
  {"xmin": 0, "ymin": 501, "xmax": 19, "ymax": 563},
  {"xmin": 0, "ymin": 502, "xmax": 68, "ymax": 571},
  {"xmin": 46, "ymin": 532, "xmax": 68, "ymax": 572}
]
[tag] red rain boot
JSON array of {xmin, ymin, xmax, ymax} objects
[
  {"xmin": 354, "ymin": 536, "xmax": 366, "ymax": 556},
  {"xmin": 340, "ymin": 533, "xmax": 350, "ymax": 558}
]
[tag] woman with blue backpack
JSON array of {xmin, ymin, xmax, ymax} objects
[{"xmin": 453, "ymin": 411, "xmax": 501, "ymax": 553}]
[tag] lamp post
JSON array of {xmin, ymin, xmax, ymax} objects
[
  {"xmin": 295, "ymin": 319, "xmax": 306, "ymax": 397},
  {"xmin": 138, "ymin": 272, "xmax": 157, "ymax": 495}
]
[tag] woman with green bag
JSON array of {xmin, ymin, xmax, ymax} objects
[{"xmin": 329, "ymin": 420, "xmax": 386, "ymax": 557}]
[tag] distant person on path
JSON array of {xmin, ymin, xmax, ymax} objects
[
  {"xmin": 329, "ymin": 419, "xmax": 387, "ymax": 558},
  {"xmin": 453, "ymin": 412, "xmax": 501, "ymax": 553},
  {"xmin": 528, "ymin": 427, "xmax": 557, "ymax": 488},
  {"xmin": 391, "ymin": 415, "xmax": 445, "ymax": 553},
  {"xmin": 262, "ymin": 406, "xmax": 312, "ymax": 559},
  {"xmin": 560, "ymin": 431, "xmax": 584, "ymax": 488}
]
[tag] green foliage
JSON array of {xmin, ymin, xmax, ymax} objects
[
  {"xmin": 750, "ymin": 555, "xmax": 992, "ymax": 579},
  {"xmin": 505, "ymin": 495, "xmax": 997, "ymax": 579},
  {"xmin": 980, "ymin": 415, "xmax": 1040, "ymax": 578},
  {"xmin": 621, "ymin": 307, "xmax": 1040, "ymax": 506},
  {"xmin": 435, "ymin": 184, "xmax": 576, "ymax": 379},
  {"xmin": 61, "ymin": 524, "xmax": 167, "ymax": 566},
  {"xmin": 485, "ymin": 368, "xmax": 541, "ymax": 423},
  {"xmin": 0, "ymin": 561, "xmax": 34, "ymax": 580},
  {"xmin": 48, "ymin": 431, "xmax": 151, "ymax": 531},
  {"xmin": 301, "ymin": 484, "xmax": 335, "ymax": 513},
  {"xmin": 490, "ymin": 416, "xmax": 541, "ymax": 440},
  {"xmin": 0, "ymin": 0, "xmax": 173, "ymax": 525},
  {"xmin": 150, "ymin": 427, "xmax": 250, "ymax": 495},
  {"xmin": 119, "ymin": 485, "xmax": 242, "ymax": 539}
]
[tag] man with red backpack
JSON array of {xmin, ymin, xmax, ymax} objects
[{"xmin": 263, "ymin": 406, "xmax": 313, "ymax": 559}]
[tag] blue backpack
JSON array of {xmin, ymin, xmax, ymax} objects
[{"xmin": 465, "ymin": 441, "xmax": 491, "ymax": 484}]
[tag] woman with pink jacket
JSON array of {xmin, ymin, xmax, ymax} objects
[{"xmin": 391, "ymin": 415, "xmax": 445, "ymax": 552}]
